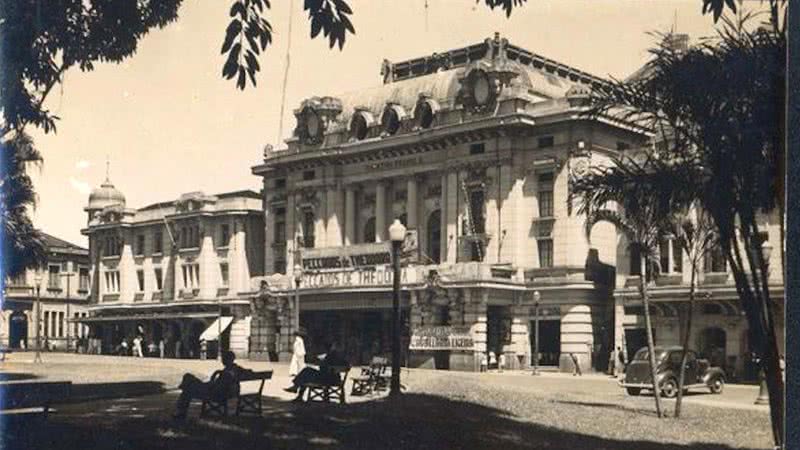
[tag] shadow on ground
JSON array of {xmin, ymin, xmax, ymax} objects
[
  {"xmin": 0, "ymin": 372, "xmax": 39, "ymax": 382},
  {"xmin": 4, "ymin": 390, "xmax": 765, "ymax": 450}
]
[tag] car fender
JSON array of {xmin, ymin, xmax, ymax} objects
[
  {"xmin": 701, "ymin": 368, "xmax": 726, "ymax": 384},
  {"xmin": 656, "ymin": 370, "xmax": 676, "ymax": 384}
]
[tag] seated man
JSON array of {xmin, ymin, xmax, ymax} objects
[
  {"xmin": 284, "ymin": 342, "xmax": 348, "ymax": 402},
  {"xmin": 173, "ymin": 350, "xmax": 252, "ymax": 420}
]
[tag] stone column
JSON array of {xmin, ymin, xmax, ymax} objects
[
  {"xmin": 286, "ymin": 194, "xmax": 296, "ymax": 272},
  {"xmin": 440, "ymin": 172, "xmax": 449, "ymax": 263},
  {"xmin": 560, "ymin": 304, "xmax": 594, "ymax": 373},
  {"xmin": 326, "ymin": 186, "xmax": 343, "ymax": 247},
  {"xmin": 407, "ymin": 177, "xmax": 418, "ymax": 230},
  {"xmin": 199, "ymin": 222, "xmax": 216, "ymax": 299},
  {"xmin": 344, "ymin": 186, "xmax": 356, "ymax": 245},
  {"xmin": 118, "ymin": 232, "xmax": 135, "ymax": 302},
  {"xmin": 445, "ymin": 171, "xmax": 459, "ymax": 263},
  {"xmin": 375, "ymin": 181, "xmax": 387, "ymax": 243},
  {"xmin": 510, "ymin": 296, "xmax": 531, "ymax": 370}
]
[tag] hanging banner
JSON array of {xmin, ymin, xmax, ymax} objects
[{"xmin": 409, "ymin": 326, "xmax": 474, "ymax": 351}]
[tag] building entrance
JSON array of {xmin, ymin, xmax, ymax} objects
[
  {"xmin": 9, "ymin": 311, "xmax": 28, "ymax": 349},
  {"xmin": 530, "ymin": 319, "xmax": 561, "ymax": 366},
  {"xmin": 301, "ymin": 309, "xmax": 409, "ymax": 366}
]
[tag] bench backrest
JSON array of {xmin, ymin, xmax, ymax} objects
[
  {"xmin": 238, "ymin": 370, "xmax": 273, "ymax": 382},
  {"xmin": 0, "ymin": 381, "xmax": 72, "ymax": 410},
  {"xmin": 329, "ymin": 366, "xmax": 350, "ymax": 386}
]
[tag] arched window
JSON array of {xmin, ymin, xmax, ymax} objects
[
  {"xmin": 427, "ymin": 210, "xmax": 441, "ymax": 264},
  {"xmin": 363, "ymin": 217, "xmax": 376, "ymax": 243},
  {"xmin": 302, "ymin": 209, "xmax": 315, "ymax": 248}
]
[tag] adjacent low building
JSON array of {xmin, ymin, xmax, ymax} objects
[
  {"xmin": 80, "ymin": 176, "xmax": 264, "ymax": 358},
  {"xmin": 1, "ymin": 232, "xmax": 90, "ymax": 351}
]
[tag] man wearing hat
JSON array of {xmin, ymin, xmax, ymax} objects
[{"xmin": 289, "ymin": 328, "xmax": 307, "ymax": 379}]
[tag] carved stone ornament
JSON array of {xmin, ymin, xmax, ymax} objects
[
  {"xmin": 296, "ymin": 188, "xmax": 319, "ymax": 210},
  {"xmin": 458, "ymin": 58, "xmax": 518, "ymax": 114},
  {"xmin": 294, "ymin": 97, "xmax": 343, "ymax": 145}
]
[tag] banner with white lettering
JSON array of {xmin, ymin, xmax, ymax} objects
[{"xmin": 408, "ymin": 326, "xmax": 474, "ymax": 351}]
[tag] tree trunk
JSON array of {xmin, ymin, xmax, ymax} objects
[
  {"xmin": 640, "ymin": 257, "xmax": 663, "ymax": 418},
  {"xmin": 675, "ymin": 266, "xmax": 696, "ymax": 418}
]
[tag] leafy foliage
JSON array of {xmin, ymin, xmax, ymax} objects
[
  {"xmin": 1, "ymin": 133, "xmax": 47, "ymax": 277},
  {"xmin": 585, "ymin": 15, "xmax": 785, "ymax": 447},
  {"xmin": 483, "ymin": 0, "xmax": 527, "ymax": 18}
]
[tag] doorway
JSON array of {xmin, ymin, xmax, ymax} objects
[
  {"xmin": 9, "ymin": 311, "xmax": 28, "ymax": 349},
  {"xmin": 530, "ymin": 319, "xmax": 561, "ymax": 366}
]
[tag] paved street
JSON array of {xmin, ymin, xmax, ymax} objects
[{"xmin": 1, "ymin": 352, "xmax": 773, "ymax": 449}]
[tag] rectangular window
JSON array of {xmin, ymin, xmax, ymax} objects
[
  {"xmin": 10, "ymin": 273, "xmax": 26, "ymax": 286},
  {"xmin": 220, "ymin": 224, "xmax": 230, "ymax": 248},
  {"xmin": 659, "ymin": 239, "xmax": 671, "ymax": 274},
  {"xmin": 182, "ymin": 264, "xmax": 200, "ymax": 289},
  {"xmin": 705, "ymin": 246, "xmax": 727, "ymax": 273},
  {"xmin": 135, "ymin": 234, "xmax": 145, "ymax": 255},
  {"xmin": 79, "ymin": 267, "xmax": 90, "ymax": 291},
  {"xmin": 275, "ymin": 178, "xmax": 287, "ymax": 189},
  {"xmin": 538, "ymin": 239, "xmax": 553, "ymax": 268},
  {"xmin": 538, "ymin": 136, "xmax": 554, "ymax": 148},
  {"xmin": 104, "ymin": 271, "xmax": 120, "ymax": 293},
  {"xmin": 274, "ymin": 260, "xmax": 286, "ymax": 275},
  {"xmin": 672, "ymin": 239, "xmax": 683, "ymax": 273},
  {"xmin": 538, "ymin": 173, "xmax": 554, "ymax": 218},
  {"xmin": 154, "ymin": 268, "xmax": 163, "ymax": 291},
  {"xmin": 44, "ymin": 311, "xmax": 50, "ymax": 337},
  {"xmin": 48, "ymin": 265, "xmax": 61, "ymax": 289},
  {"xmin": 104, "ymin": 235, "xmax": 122, "ymax": 257},
  {"xmin": 275, "ymin": 219, "xmax": 286, "ymax": 243},
  {"xmin": 468, "ymin": 190, "xmax": 485, "ymax": 234},
  {"xmin": 51, "ymin": 312, "xmax": 57, "ymax": 338},
  {"xmin": 154, "ymin": 231, "xmax": 163, "ymax": 254},
  {"xmin": 469, "ymin": 143, "xmax": 485, "ymax": 155},
  {"xmin": 302, "ymin": 209, "xmax": 315, "ymax": 248},
  {"xmin": 58, "ymin": 311, "xmax": 64, "ymax": 337},
  {"xmin": 220, "ymin": 263, "xmax": 229, "ymax": 287},
  {"xmin": 136, "ymin": 270, "xmax": 145, "ymax": 292},
  {"xmin": 630, "ymin": 246, "xmax": 642, "ymax": 276},
  {"xmin": 303, "ymin": 170, "xmax": 316, "ymax": 181}
]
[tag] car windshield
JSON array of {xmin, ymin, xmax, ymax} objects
[{"xmin": 633, "ymin": 348, "xmax": 667, "ymax": 361}]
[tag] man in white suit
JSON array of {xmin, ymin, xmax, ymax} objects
[{"xmin": 289, "ymin": 329, "xmax": 307, "ymax": 378}]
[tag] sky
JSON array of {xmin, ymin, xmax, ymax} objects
[{"xmin": 29, "ymin": 0, "xmax": 738, "ymax": 247}]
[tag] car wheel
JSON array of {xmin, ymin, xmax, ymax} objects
[
  {"xmin": 626, "ymin": 387, "xmax": 641, "ymax": 396},
  {"xmin": 660, "ymin": 378, "xmax": 678, "ymax": 398},
  {"xmin": 709, "ymin": 377, "xmax": 724, "ymax": 394}
]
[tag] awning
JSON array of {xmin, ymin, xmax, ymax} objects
[
  {"xmin": 72, "ymin": 312, "xmax": 218, "ymax": 323},
  {"xmin": 199, "ymin": 316, "xmax": 234, "ymax": 341}
]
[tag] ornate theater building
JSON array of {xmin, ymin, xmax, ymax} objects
[
  {"xmin": 80, "ymin": 176, "xmax": 264, "ymax": 358},
  {"xmin": 250, "ymin": 34, "xmax": 648, "ymax": 372}
]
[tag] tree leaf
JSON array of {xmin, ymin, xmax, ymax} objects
[{"xmin": 221, "ymin": 19, "xmax": 242, "ymax": 54}]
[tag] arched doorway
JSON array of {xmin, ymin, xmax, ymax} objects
[
  {"xmin": 427, "ymin": 210, "xmax": 441, "ymax": 264},
  {"xmin": 697, "ymin": 327, "xmax": 726, "ymax": 367},
  {"xmin": 8, "ymin": 311, "xmax": 28, "ymax": 349}
]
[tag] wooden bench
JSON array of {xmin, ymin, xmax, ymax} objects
[
  {"xmin": 304, "ymin": 366, "xmax": 350, "ymax": 404},
  {"xmin": 201, "ymin": 370, "xmax": 273, "ymax": 417},
  {"xmin": 351, "ymin": 357, "xmax": 389, "ymax": 396},
  {"xmin": 0, "ymin": 381, "xmax": 72, "ymax": 418}
]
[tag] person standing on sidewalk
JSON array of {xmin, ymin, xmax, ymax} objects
[
  {"xmin": 289, "ymin": 329, "xmax": 307, "ymax": 379},
  {"xmin": 570, "ymin": 353, "xmax": 582, "ymax": 376},
  {"xmin": 617, "ymin": 346, "xmax": 627, "ymax": 378}
]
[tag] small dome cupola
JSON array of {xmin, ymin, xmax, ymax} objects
[
  {"xmin": 86, "ymin": 160, "xmax": 126, "ymax": 216},
  {"xmin": 565, "ymin": 83, "xmax": 592, "ymax": 107}
]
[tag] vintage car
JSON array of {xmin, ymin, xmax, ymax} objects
[{"xmin": 620, "ymin": 346, "xmax": 726, "ymax": 398}]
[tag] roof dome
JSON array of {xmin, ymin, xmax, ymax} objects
[{"xmin": 87, "ymin": 178, "xmax": 126, "ymax": 211}]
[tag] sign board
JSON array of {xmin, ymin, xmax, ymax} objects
[
  {"xmin": 409, "ymin": 326, "xmax": 474, "ymax": 351},
  {"xmin": 299, "ymin": 266, "xmax": 416, "ymax": 290},
  {"xmin": 300, "ymin": 243, "xmax": 391, "ymax": 271}
]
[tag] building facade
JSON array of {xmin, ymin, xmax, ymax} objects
[
  {"xmin": 615, "ymin": 210, "xmax": 785, "ymax": 382},
  {"xmin": 1, "ymin": 233, "xmax": 90, "ymax": 351},
  {"xmin": 81, "ymin": 177, "xmax": 264, "ymax": 358},
  {"xmin": 250, "ymin": 35, "xmax": 649, "ymax": 372}
]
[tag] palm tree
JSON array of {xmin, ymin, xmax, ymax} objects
[
  {"xmin": 572, "ymin": 153, "xmax": 674, "ymax": 418},
  {"xmin": 1, "ymin": 132, "xmax": 46, "ymax": 278},
  {"xmin": 586, "ymin": 21, "xmax": 785, "ymax": 445},
  {"xmin": 668, "ymin": 208, "xmax": 717, "ymax": 418}
]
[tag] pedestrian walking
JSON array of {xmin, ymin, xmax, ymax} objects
[
  {"xmin": 488, "ymin": 351, "xmax": 497, "ymax": 371},
  {"xmin": 159, "ymin": 339, "xmax": 165, "ymax": 358},
  {"xmin": 617, "ymin": 346, "xmax": 627, "ymax": 378},
  {"xmin": 498, "ymin": 353, "xmax": 506, "ymax": 373},
  {"xmin": 570, "ymin": 352, "xmax": 582, "ymax": 376},
  {"xmin": 480, "ymin": 353, "xmax": 488, "ymax": 372},
  {"xmin": 132, "ymin": 335, "xmax": 144, "ymax": 357},
  {"xmin": 608, "ymin": 349, "xmax": 616, "ymax": 377},
  {"xmin": 289, "ymin": 328, "xmax": 307, "ymax": 378}
]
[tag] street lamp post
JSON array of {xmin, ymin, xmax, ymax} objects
[
  {"xmin": 61, "ymin": 271, "xmax": 75, "ymax": 352},
  {"xmin": 34, "ymin": 274, "xmax": 43, "ymax": 363},
  {"xmin": 754, "ymin": 240, "xmax": 773, "ymax": 405},
  {"xmin": 293, "ymin": 264, "xmax": 304, "ymax": 344},
  {"xmin": 532, "ymin": 290, "xmax": 541, "ymax": 376},
  {"xmin": 389, "ymin": 219, "xmax": 406, "ymax": 397}
]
